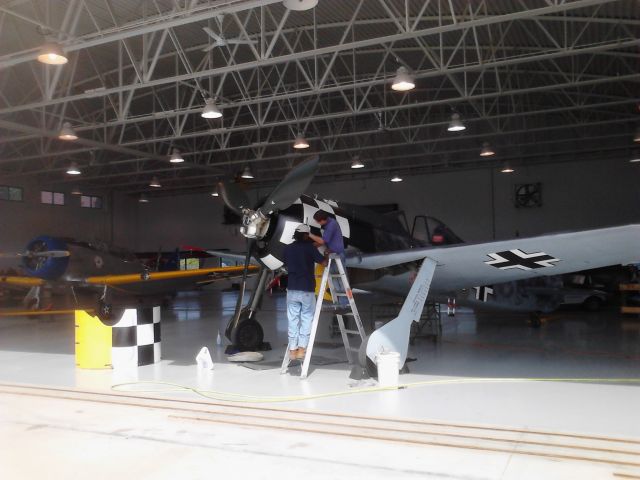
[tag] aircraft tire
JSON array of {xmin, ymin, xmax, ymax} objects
[
  {"xmin": 97, "ymin": 300, "xmax": 123, "ymax": 327},
  {"xmin": 233, "ymin": 318, "xmax": 264, "ymax": 351}
]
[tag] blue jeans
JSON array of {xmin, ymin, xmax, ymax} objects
[{"xmin": 286, "ymin": 290, "xmax": 316, "ymax": 349}]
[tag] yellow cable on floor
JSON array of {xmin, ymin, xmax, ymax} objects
[{"xmin": 111, "ymin": 377, "xmax": 640, "ymax": 404}]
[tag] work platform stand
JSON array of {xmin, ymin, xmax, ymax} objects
[{"xmin": 281, "ymin": 254, "xmax": 366, "ymax": 379}]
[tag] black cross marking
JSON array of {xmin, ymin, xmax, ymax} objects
[
  {"xmin": 485, "ymin": 249, "xmax": 559, "ymax": 271},
  {"xmin": 474, "ymin": 286, "xmax": 494, "ymax": 302}
]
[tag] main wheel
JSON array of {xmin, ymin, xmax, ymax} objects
[
  {"xmin": 232, "ymin": 317, "xmax": 264, "ymax": 351},
  {"xmin": 96, "ymin": 300, "xmax": 123, "ymax": 327}
]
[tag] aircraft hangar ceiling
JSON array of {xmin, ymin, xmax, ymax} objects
[{"xmin": 0, "ymin": 0, "xmax": 637, "ymax": 196}]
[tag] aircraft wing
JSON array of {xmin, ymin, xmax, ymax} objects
[
  {"xmin": 83, "ymin": 265, "xmax": 258, "ymax": 286},
  {"xmin": 206, "ymin": 250, "xmax": 260, "ymax": 265},
  {"xmin": 0, "ymin": 275, "xmax": 45, "ymax": 287},
  {"xmin": 347, "ymin": 224, "xmax": 640, "ymax": 293}
]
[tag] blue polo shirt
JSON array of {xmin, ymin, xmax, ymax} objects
[
  {"xmin": 283, "ymin": 241, "xmax": 325, "ymax": 292},
  {"xmin": 322, "ymin": 217, "xmax": 345, "ymax": 254}
]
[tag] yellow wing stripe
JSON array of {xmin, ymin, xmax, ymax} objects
[
  {"xmin": 0, "ymin": 276, "xmax": 45, "ymax": 287},
  {"xmin": 84, "ymin": 265, "xmax": 258, "ymax": 286}
]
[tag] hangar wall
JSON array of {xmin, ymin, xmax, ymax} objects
[
  {"xmin": 128, "ymin": 157, "xmax": 638, "ymax": 251},
  {"xmin": 1, "ymin": 157, "xmax": 636, "ymax": 261},
  {"xmin": 0, "ymin": 179, "xmax": 130, "ymax": 268}
]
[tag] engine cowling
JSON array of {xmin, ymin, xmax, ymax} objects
[{"xmin": 22, "ymin": 236, "xmax": 70, "ymax": 280}]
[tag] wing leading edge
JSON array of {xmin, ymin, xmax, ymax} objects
[{"xmin": 347, "ymin": 224, "xmax": 640, "ymax": 293}]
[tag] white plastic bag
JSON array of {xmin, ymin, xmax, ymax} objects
[{"xmin": 195, "ymin": 346, "xmax": 214, "ymax": 370}]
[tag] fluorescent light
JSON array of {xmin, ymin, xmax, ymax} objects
[
  {"xmin": 351, "ymin": 156, "xmax": 365, "ymax": 169},
  {"xmin": 169, "ymin": 148, "xmax": 184, "ymax": 163},
  {"xmin": 149, "ymin": 176, "xmax": 161, "ymax": 188},
  {"xmin": 500, "ymin": 163, "xmax": 514, "ymax": 173},
  {"xmin": 139, "ymin": 194, "xmax": 149, "ymax": 203},
  {"xmin": 70, "ymin": 186, "xmax": 82, "ymax": 195},
  {"xmin": 58, "ymin": 122, "xmax": 78, "ymax": 141},
  {"xmin": 211, "ymin": 188, "xmax": 219, "ymax": 197},
  {"xmin": 480, "ymin": 142, "xmax": 495, "ymax": 157},
  {"xmin": 634, "ymin": 126, "xmax": 640, "ymax": 143},
  {"xmin": 37, "ymin": 41, "xmax": 68, "ymax": 65},
  {"xmin": 391, "ymin": 66, "xmax": 415, "ymax": 92},
  {"xmin": 66, "ymin": 162, "xmax": 81, "ymax": 175},
  {"xmin": 241, "ymin": 166, "xmax": 254, "ymax": 179},
  {"xmin": 390, "ymin": 174, "xmax": 403, "ymax": 182},
  {"xmin": 282, "ymin": 0, "xmax": 318, "ymax": 10},
  {"xmin": 293, "ymin": 134, "xmax": 309, "ymax": 149},
  {"xmin": 201, "ymin": 98, "xmax": 222, "ymax": 119},
  {"xmin": 447, "ymin": 113, "xmax": 466, "ymax": 132}
]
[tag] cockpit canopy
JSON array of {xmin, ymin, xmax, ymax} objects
[{"xmin": 411, "ymin": 215, "xmax": 463, "ymax": 246}]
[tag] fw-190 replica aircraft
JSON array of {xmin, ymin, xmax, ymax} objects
[
  {"xmin": 217, "ymin": 156, "xmax": 639, "ymax": 372},
  {"xmin": 0, "ymin": 236, "xmax": 257, "ymax": 323}
]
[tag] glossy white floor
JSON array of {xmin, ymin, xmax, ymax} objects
[{"xmin": 1, "ymin": 285, "xmax": 640, "ymax": 479}]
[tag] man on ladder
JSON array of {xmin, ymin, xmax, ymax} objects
[
  {"xmin": 283, "ymin": 224, "xmax": 327, "ymax": 361},
  {"xmin": 309, "ymin": 210, "xmax": 348, "ymax": 307}
]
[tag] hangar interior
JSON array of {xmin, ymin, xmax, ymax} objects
[{"xmin": 1, "ymin": 1, "xmax": 639, "ymax": 478}]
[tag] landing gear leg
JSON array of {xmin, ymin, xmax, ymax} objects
[{"xmin": 225, "ymin": 268, "xmax": 270, "ymax": 351}]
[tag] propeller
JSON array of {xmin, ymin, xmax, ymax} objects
[
  {"xmin": 218, "ymin": 181, "xmax": 252, "ymax": 216},
  {"xmin": 0, "ymin": 250, "xmax": 70, "ymax": 259},
  {"xmin": 219, "ymin": 155, "xmax": 320, "ymax": 341},
  {"xmin": 202, "ymin": 26, "xmax": 257, "ymax": 51}
]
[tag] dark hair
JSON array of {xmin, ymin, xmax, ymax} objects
[
  {"xmin": 313, "ymin": 210, "xmax": 329, "ymax": 222},
  {"xmin": 293, "ymin": 231, "xmax": 308, "ymax": 242}
]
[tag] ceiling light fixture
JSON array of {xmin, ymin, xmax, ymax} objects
[
  {"xmin": 351, "ymin": 156, "xmax": 365, "ymax": 169},
  {"xmin": 634, "ymin": 126, "xmax": 640, "ymax": 143},
  {"xmin": 58, "ymin": 122, "xmax": 78, "ymax": 141},
  {"xmin": 71, "ymin": 186, "xmax": 82, "ymax": 195},
  {"xmin": 241, "ymin": 166, "xmax": 254, "ymax": 179},
  {"xmin": 66, "ymin": 162, "xmax": 81, "ymax": 175},
  {"xmin": 500, "ymin": 163, "xmax": 514, "ymax": 173},
  {"xmin": 139, "ymin": 194, "xmax": 149, "ymax": 203},
  {"xmin": 447, "ymin": 113, "xmax": 466, "ymax": 132},
  {"xmin": 630, "ymin": 151, "xmax": 640, "ymax": 163},
  {"xmin": 211, "ymin": 187, "xmax": 220, "ymax": 197},
  {"xmin": 480, "ymin": 142, "xmax": 495, "ymax": 157},
  {"xmin": 169, "ymin": 148, "xmax": 184, "ymax": 163},
  {"xmin": 149, "ymin": 176, "xmax": 161, "ymax": 188},
  {"xmin": 201, "ymin": 98, "xmax": 222, "ymax": 119},
  {"xmin": 282, "ymin": 0, "xmax": 318, "ymax": 10},
  {"xmin": 391, "ymin": 66, "xmax": 415, "ymax": 92},
  {"xmin": 293, "ymin": 134, "xmax": 310, "ymax": 149},
  {"xmin": 37, "ymin": 41, "xmax": 68, "ymax": 65},
  {"xmin": 390, "ymin": 174, "xmax": 403, "ymax": 182}
]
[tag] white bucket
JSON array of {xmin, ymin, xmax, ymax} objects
[{"xmin": 376, "ymin": 351, "xmax": 400, "ymax": 387}]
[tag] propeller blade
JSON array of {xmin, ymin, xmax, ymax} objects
[
  {"xmin": 218, "ymin": 181, "xmax": 252, "ymax": 216},
  {"xmin": 0, "ymin": 250, "xmax": 70, "ymax": 259},
  {"xmin": 258, "ymin": 155, "xmax": 319, "ymax": 214},
  {"xmin": 202, "ymin": 27, "xmax": 223, "ymax": 42}
]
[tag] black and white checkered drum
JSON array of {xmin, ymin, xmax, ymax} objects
[{"xmin": 111, "ymin": 306, "xmax": 161, "ymax": 368}]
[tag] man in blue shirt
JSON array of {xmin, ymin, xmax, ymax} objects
[
  {"xmin": 309, "ymin": 210, "xmax": 348, "ymax": 306},
  {"xmin": 283, "ymin": 224, "xmax": 326, "ymax": 360}
]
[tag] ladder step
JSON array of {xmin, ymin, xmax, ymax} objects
[
  {"xmin": 335, "ymin": 293, "xmax": 349, "ymax": 297},
  {"xmin": 343, "ymin": 329, "xmax": 361, "ymax": 335}
]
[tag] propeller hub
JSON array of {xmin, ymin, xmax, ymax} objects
[{"xmin": 240, "ymin": 209, "xmax": 271, "ymax": 239}]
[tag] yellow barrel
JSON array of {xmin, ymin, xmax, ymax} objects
[
  {"xmin": 75, "ymin": 310, "xmax": 112, "ymax": 369},
  {"xmin": 314, "ymin": 264, "xmax": 333, "ymax": 301}
]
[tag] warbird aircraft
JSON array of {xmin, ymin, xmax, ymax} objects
[
  {"xmin": 0, "ymin": 236, "xmax": 256, "ymax": 323},
  {"xmin": 218, "ymin": 156, "xmax": 639, "ymax": 372}
]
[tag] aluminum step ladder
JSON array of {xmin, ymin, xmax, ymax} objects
[{"xmin": 281, "ymin": 254, "xmax": 366, "ymax": 379}]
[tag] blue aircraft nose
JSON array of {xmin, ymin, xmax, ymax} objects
[{"xmin": 23, "ymin": 236, "xmax": 70, "ymax": 280}]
